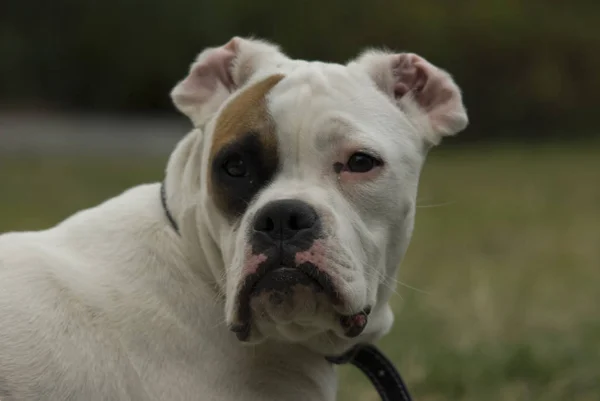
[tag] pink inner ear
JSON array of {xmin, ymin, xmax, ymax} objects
[
  {"xmin": 392, "ymin": 54, "xmax": 459, "ymax": 112},
  {"xmin": 172, "ymin": 39, "xmax": 239, "ymax": 110},
  {"xmin": 196, "ymin": 40, "xmax": 238, "ymax": 91},
  {"xmin": 393, "ymin": 54, "xmax": 428, "ymax": 100},
  {"xmin": 390, "ymin": 53, "xmax": 467, "ymax": 136}
]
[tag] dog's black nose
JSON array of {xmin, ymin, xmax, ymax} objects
[{"xmin": 253, "ymin": 199, "xmax": 319, "ymax": 241}]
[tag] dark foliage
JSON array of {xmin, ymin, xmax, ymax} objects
[{"xmin": 1, "ymin": 0, "xmax": 599, "ymax": 141}]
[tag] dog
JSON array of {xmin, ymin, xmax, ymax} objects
[{"xmin": 0, "ymin": 37, "xmax": 468, "ymax": 400}]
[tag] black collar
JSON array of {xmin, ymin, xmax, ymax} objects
[
  {"xmin": 328, "ymin": 344, "xmax": 412, "ymax": 401},
  {"xmin": 159, "ymin": 183, "xmax": 412, "ymax": 400},
  {"xmin": 160, "ymin": 181, "xmax": 180, "ymax": 235}
]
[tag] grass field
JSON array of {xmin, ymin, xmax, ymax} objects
[{"xmin": 1, "ymin": 144, "xmax": 599, "ymax": 401}]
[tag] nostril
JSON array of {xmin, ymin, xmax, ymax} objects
[
  {"xmin": 288, "ymin": 214, "xmax": 299, "ymax": 231},
  {"xmin": 255, "ymin": 216, "xmax": 275, "ymax": 232},
  {"xmin": 264, "ymin": 217, "xmax": 275, "ymax": 232},
  {"xmin": 288, "ymin": 211, "xmax": 316, "ymax": 231}
]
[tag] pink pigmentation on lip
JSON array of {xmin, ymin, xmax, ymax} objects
[
  {"xmin": 295, "ymin": 240, "xmax": 326, "ymax": 270},
  {"xmin": 244, "ymin": 251, "xmax": 267, "ymax": 275}
]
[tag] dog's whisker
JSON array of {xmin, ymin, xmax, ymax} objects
[
  {"xmin": 363, "ymin": 268, "xmax": 427, "ymax": 300},
  {"xmin": 371, "ymin": 273, "xmax": 405, "ymax": 300},
  {"xmin": 369, "ymin": 268, "xmax": 430, "ymax": 296},
  {"xmin": 387, "ymin": 277, "xmax": 430, "ymax": 295},
  {"xmin": 416, "ymin": 200, "xmax": 456, "ymax": 208}
]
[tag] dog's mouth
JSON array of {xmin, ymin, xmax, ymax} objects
[
  {"xmin": 230, "ymin": 264, "xmax": 370, "ymax": 342},
  {"xmin": 251, "ymin": 266, "xmax": 324, "ymax": 295}
]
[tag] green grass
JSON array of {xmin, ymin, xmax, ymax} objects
[{"xmin": 1, "ymin": 145, "xmax": 599, "ymax": 401}]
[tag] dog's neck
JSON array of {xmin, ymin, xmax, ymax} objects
[
  {"xmin": 162, "ymin": 128, "xmax": 203, "ymax": 229},
  {"xmin": 162, "ymin": 128, "xmax": 229, "ymax": 290}
]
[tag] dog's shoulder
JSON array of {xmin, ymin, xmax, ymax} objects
[
  {"xmin": 0, "ymin": 182, "xmax": 161, "ymax": 269},
  {"xmin": 56, "ymin": 182, "xmax": 164, "ymax": 236},
  {"xmin": 0, "ymin": 183, "xmax": 171, "ymax": 400},
  {"xmin": 0, "ymin": 230, "xmax": 56, "ymax": 279},
  {"xmin": 0, "ymin": 183, "xmax": 170, "ymax": 329}
]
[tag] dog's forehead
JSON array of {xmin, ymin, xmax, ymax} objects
[
  {"xmin": 264, "ymin": 61, "xmax": 411, "ymax": 159},
  {"xmin": 268, "ymin": 61, "xmax": 369, "ymax": 114},
  {"xmin": 209, "ymin": 61, "xmax": 369, "ymax": 160},
  {"xmin": 268, "ymin": 62, "xmax": 377, "ymax": 138}
]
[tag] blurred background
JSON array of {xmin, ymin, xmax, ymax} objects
[{"xmin": 1, "ymin": 1, "xmax": 599, "ymax": 400}]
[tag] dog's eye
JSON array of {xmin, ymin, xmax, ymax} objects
[
  {"xmin": 223, "ymin": 155, "xmax": 248, "ymax": 178},
  {"xmin": 347, "ymin": 152, "xmax": 380, "ymax": 173}
]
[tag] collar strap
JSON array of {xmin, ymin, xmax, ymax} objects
[
  {"xmin": 327, "ymin": 343, "xmax": 412, "ymax": 401},
  {"xmin": 160, "ymin": 181, "xmax": 180, "ymax": 235}
]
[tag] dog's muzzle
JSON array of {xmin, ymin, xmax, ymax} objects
[{"xmin": 230, "ymin": 199, "xmax": 369, "ymax": 341}]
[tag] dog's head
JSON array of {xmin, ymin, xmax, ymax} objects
[{"xmin": 168, "ymin": 37, "xmax": 467, "ymax": 354}]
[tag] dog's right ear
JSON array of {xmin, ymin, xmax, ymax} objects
[
  {"xmin": 171, "ymin": 37, "xmax": 288, "ymax": 126},
  {"xmin": 350, "ymin": 50, "xmax": 468, "ymax": 145}
]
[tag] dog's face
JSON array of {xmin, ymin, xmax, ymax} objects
[{"xmin": 170, "ymin": 38, "xmax": 467, "ymax": 353}]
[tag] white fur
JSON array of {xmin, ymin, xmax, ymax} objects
[{"xmin": 0, "ymin": 37, "xmax": 467, "ymax": 400}]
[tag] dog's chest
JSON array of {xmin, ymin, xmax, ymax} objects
[{"xmin": 120, "ymin": 330, "xmax": 336, "ymax": 401}]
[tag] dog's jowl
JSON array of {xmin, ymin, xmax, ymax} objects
[{"xmin": 0, "ymin": 37, "xmax": 468, "ymax": 401}]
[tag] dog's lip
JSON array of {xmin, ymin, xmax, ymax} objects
[
  {"xmin": 230, "ymin": 322, "xmax": 251, "ymax": 341},
  {"xmin": 228, "ymin": 266, "xmax": 293, "ymax": 341},
  {"xmin": 250, "ymin": 266, "xmax": 324, "ymax": 295},
  {"xmin": 241, "ymin": 262, "xmax": 341, "ymax": 308},
  {"xmin": 231, "ymin": 264, "xmax": 342, "ymax": 341},
  {"xmin": 294, "ymin": 263, "xmax": 341, "ymax": 305},
  {"xmin": 339, "ymin": 309, "xmax": 370, "ymax": 338},
  {"xmin": 230, "ymin": 303, "xmax": 372, "ymax": 342}
]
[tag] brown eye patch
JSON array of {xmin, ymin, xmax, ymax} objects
[{"xmin": 208, "ymin": 74, "xmax": 285, "ymax": 218}]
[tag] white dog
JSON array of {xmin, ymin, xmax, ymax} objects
[{"xmin": 0, "ymin": 37, "xmax": 467, "ymax": 400}]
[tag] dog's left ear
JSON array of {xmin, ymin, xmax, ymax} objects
[
  {"xmin": 171, "ymin": 37, "xmax": 288, "ymax": 127},
  {"xmin": 351, "ymin": 51, "xmax": 468, "ymax": 144}
]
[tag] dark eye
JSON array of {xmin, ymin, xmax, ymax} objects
[
  {"xmin": 223, "ymin": 155, "xmax": 248, "ymax": 177},
  {"xmin": 347, "ymin": 152, "xmax": 380, "ymax": 173}
]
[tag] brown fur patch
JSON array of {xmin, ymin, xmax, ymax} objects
[
  {"xmin": 210, "ymin": 74, "xmax": 284, "ymax": 161},
  {"xmin": 208, "ymin": 74, "xmax": 285, "ymax": 217}
]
